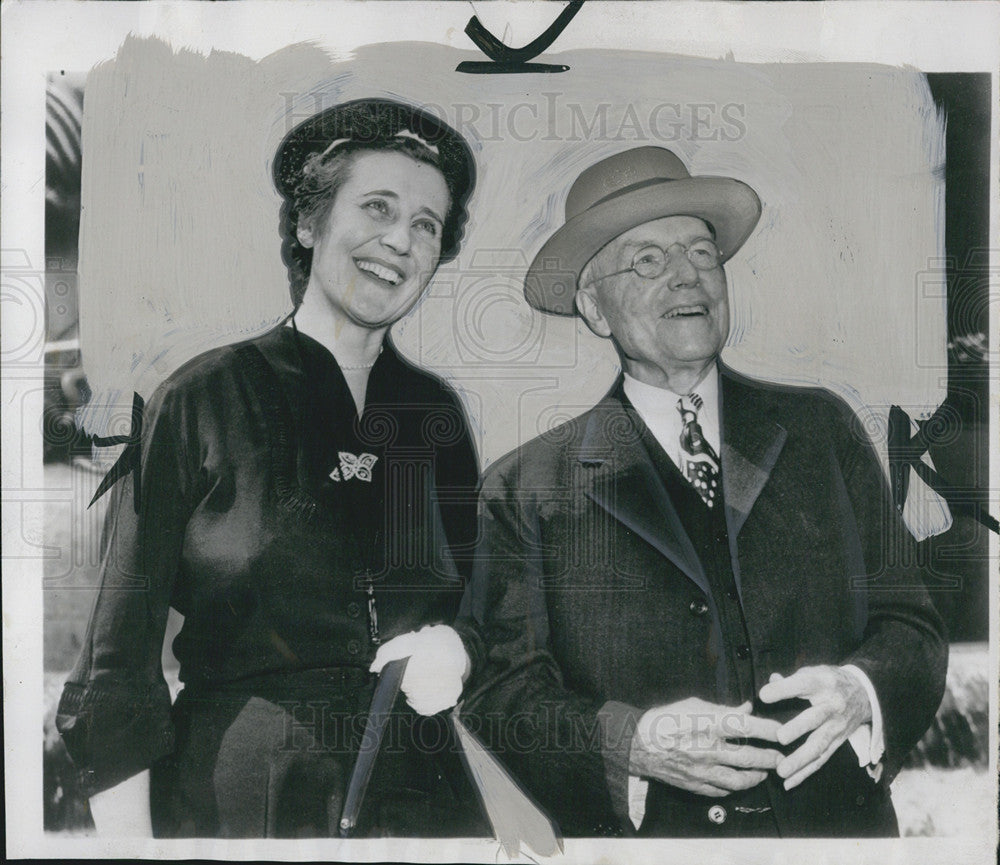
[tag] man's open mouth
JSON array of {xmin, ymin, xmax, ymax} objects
[
  {"xmin": 664, "ymin": 304, "xmax": 708, "ymax": 319},
  {"xmin": 355, "ymin": 258, "xmax": 403, "ymax": 286}
]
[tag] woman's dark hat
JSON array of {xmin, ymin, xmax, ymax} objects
[
  {"xmin": 524, "ymin": 146, "xmax": 762, "ymax": 315},
  {"xmin": 273, "ymin": 98, "xmax": 476, "ymax": 261}
]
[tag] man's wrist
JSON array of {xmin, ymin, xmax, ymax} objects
[
  {"xmin": 841, "ymin": 664, "xmax": 885, "ymax": 766},
  {"xmin": 840, "ymin": 664, "xmax": 875, "ymax": 726}
]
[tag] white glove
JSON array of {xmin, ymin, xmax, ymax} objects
[{"xmin": 369, "ymin": 624, "xmax": 471, "ymax": 716}]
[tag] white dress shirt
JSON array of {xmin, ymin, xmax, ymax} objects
[{"xmin": 621, "ymin": 365, "xmax": 884, "ymax": 830}]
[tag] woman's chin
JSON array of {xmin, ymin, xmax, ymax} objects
[
  {"xmin": 347, "ymin": 306, "xmax": 409, "ymax": 331},
  {"xmin": 354, "ymin": 294, "xmax": 428, "ymax": 330}
]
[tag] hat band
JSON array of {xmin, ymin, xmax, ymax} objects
[
  {"xmin": 393, "ymin": 128, "xmax": 440, "ymax": 155},
  {"xmin": 318, "ymin": 130, "xmax": 440, "ymax": 161},
  {"xmin": 586, "ymin": 175, "xmax": 683, "ymax": 213}
]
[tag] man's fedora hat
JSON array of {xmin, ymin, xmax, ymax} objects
[{"xmin": 524, "ymin": 146, "xmax": 762, "ymax": 315}]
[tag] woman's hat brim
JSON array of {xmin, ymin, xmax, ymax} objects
[
  {"xmin": 272, "ymin": 98, "xmax": 473, "ymax": 201},
  {"xmin": 524, "ymin": 176, "xmax": 762, "ymax": 315}
]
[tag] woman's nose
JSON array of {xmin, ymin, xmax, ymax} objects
[{"xmin": 380, "ymin": 220, "xmax": 412, "ymax": 255}]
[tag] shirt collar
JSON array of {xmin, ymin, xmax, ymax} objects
[{"xmin": 622, "ymin": 363, "xmax": 720, "ymax": 462}]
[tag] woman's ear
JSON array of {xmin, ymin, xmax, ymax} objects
[
  {"xmin": 575, "ymin": 286, "xmax": 612, "ymax": 338},
  {"xmin": 296, "ymin": 219, "xmax": 316, "ymax": 249}
]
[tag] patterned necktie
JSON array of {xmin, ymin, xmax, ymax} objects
[{"xmin": 677, "ymin": 393, "xmax": 720, "ymax": 508}]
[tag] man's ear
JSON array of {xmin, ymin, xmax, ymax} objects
[
  {"xmin": 575, "ymin": 286, "xmax": 612, "ymax": 338},
  {"xmin": 296, "ymin": 219, "xmax": 316, "ymax": 249}
]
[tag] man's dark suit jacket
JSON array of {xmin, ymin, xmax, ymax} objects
[{"xmin": 459, "ymin": 365, "xmax": 947, "ymax": 837}]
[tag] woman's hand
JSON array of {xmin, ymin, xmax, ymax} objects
[
  {"xmin": 369, "ymin": 625, "xmax": 471, "ymax": 715},
  {"xmin": 88, "ymin": 769, "xmax": 153, "ymax": 836}
]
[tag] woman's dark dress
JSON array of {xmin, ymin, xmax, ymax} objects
[{"xmin": 56, "ymin": 326, "xmax": 485, "ymax": 837}]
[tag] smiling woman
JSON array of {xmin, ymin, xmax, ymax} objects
[
  {"xmin": 55, "ymin": 99, "xmax": 486, "ymax": 838},
  {"xmin": 277, "ymin": 100, "xmax": 473, "ymax": 410}
]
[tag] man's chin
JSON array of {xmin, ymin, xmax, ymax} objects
[
  {"xmin": 660, "ymin": 343, "xmax": 724, "ymax": 366},
  {"xmin": 658, "ymin": 315, "xmax": 722, "ymax": 339}
]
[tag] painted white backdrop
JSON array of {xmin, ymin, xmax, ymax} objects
[{"xmin": 78, "ymin": 37, "xmax": 951, "ymax": 532}]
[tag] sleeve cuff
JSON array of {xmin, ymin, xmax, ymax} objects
[
  {"xmin": 597, "ymin": 700, "xmax": 642, "ymax": 833},
  {"xmin": 56, "ymin": 679, "xmax": 176, "ymax": 798},
  {"xmin": 452, "ymin": 617, "xmax": 484, "ymax": 685},
  {"xmin": 627, "ymin": 775, "xmax": 649, "ymax": 830},
  {"xmin": 841, "ymin": 664, "xmax": 885, "ymax": 780}
]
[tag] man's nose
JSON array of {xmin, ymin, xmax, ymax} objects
[
  {"xmin": 380, "ymin": 220, "xmax": 412, "ymax": 255},
  {"xmin": 664, "ymin": 247, "xmax": 699, "ymax": 290}
]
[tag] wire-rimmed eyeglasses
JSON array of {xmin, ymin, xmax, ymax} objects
[{"xmin": 588, "ymin": 240, "xmax": 723, "ymax": 285}]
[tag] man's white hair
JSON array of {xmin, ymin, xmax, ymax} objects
[
  {"xmin": 576, "ymin": 250, "xmax": 608, "ymax": 296},
  {"xmin": 577, "ymin": 257, "xmax": 596, "ymax": 294}
]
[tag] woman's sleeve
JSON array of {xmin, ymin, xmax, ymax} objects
[
  {"xmin": 56, "ymin": 382, "xmax": 196, "ymax": 797},
  {"xmin": 432, "ymin": 386, "xmax": 480, "ymax": 582}
]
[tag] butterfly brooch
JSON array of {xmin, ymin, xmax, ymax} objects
[{"xmin": 329, "ymin": 451, "xmax": 378, "ymax": 483}]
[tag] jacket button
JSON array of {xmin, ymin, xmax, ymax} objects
[
  {"xmin": 347, "ymin": 602, "xmax": 361, "ymax": 618},
  {"xmin": 726, "ymin": 588, "xmax": 739, "ymax": 602},
  {"xmin": 347, "ymin": 639, "xmax": 361, "ymax": 655},
  {"xmin": 689, "ymin": 598, "xmax": 709, "ymax": 616},
  {"xmin": 707, "ymin": 805, "xmax": 727, "ymax": 824},
  {"xmin": 715, "ymin": 530, "xmax": 728, "ymax": 545},
  {"xmin": 736, "ymin": 644, "xmax": 750, "ymax": 659}
]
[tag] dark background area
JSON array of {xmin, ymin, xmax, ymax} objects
[{"xmin": 923, "ymin": 73, "xmax": 992, "ymax": 643}]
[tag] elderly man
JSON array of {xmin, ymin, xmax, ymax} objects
[{"xmin": 457, "ymin": 146, "xmax": 946, "ymax": 837}]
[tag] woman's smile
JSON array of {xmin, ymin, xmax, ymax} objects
[{"xmin": 354, "ymin": 256, "xmax": 405, "ymax": 287}]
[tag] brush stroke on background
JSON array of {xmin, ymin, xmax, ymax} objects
[{"xmin": 78, "ymin": 37, "xmax": 951, "ymax": 538}]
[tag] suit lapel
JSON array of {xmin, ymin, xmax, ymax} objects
[
  {"xmin": 720, "ymin": 369, "xmax": 787, "ymax": 538},
  {"xmin": 578, "ymin": 388, "xmax": 709, "ymax": 595}
]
